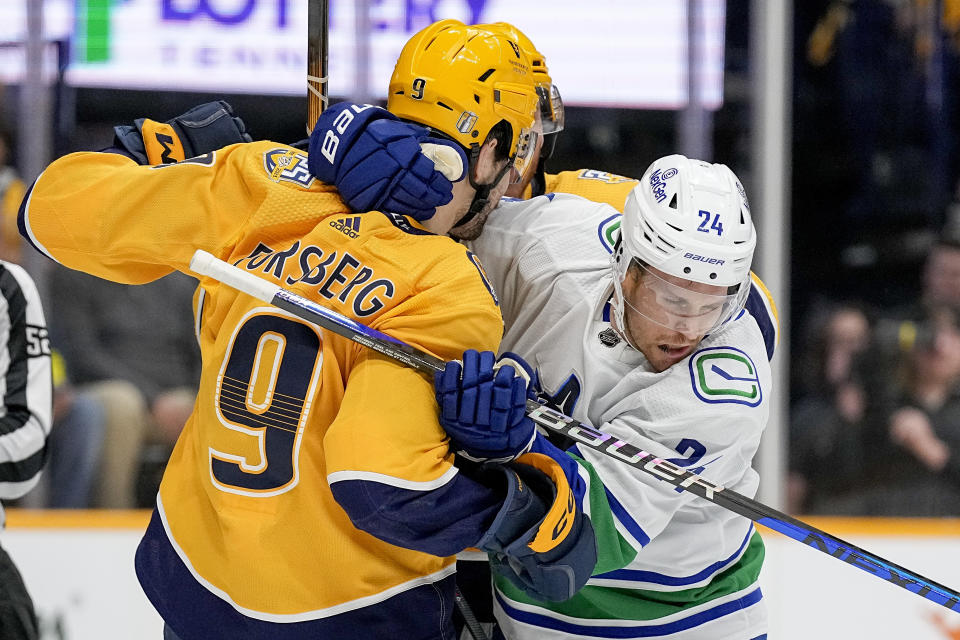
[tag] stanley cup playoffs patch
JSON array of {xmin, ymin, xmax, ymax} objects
[{"xmin": 689, "ymin": 346, "xmax": 762, "ymax": 407}]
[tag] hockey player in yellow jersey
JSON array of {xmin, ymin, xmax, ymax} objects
[{"xmin": 17, "ymin": 20, "xmax": 597, "ymax": 640}]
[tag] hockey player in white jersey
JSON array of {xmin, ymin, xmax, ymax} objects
[{"xmin": 435, "ymin": 154, "xmax": 770, "ymax": 639}]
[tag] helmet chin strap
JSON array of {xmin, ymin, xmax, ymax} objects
[{"xmin": 451, "ymin": 145, "xmax": 516, "ymax": 230}]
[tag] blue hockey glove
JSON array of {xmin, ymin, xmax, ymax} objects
[
  {"xmin": 476, "ymin": 452, "xmax": 597, "ymax": 602},
  {"xmin": 435, "ymin": 350, "xmax": 537, "ymax": 462},
  {"xmin": 307, "ymin": 102, "xmax": 467, "ymax": 222},
  {"xmin": 112, "ymin": 100, "xmax": 251, "ymax": 165}
]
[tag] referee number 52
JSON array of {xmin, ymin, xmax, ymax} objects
[{"xmin": 26, "ymin": 325, "xmax": 51, "ymax": 357}]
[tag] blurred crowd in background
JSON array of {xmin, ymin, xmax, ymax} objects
[{"xmin": 2, "ymin": 0, "xmax": 960, "ymax": 516}]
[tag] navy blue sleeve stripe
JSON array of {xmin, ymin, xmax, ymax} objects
[
  {"xmin": 329, "ymin": 467, "xmax": 503, "ymax": 557},
  {"xmin": 16, "ymin": 182, "xmax": 54, "ymax": 262},
  {"xmin": 744, "ymin": 284, "xmax": 776, "ymax": 361},
  {"xmin": 136, "ymin": 507, "xmax": 459, "ymax": 637}
]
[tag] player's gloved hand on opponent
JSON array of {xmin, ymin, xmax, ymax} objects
[
  {"xmin": 307, "ymin": 102, "xmax": 467, "ymax": 222},
  {"xmin": 112, "ymin": 100, "xmax": 252, "ymax": 165},
  {"xmin": 435, "ymin": 350, "xmax": 538, "ymax": 462},
  {"xmin": 475, "ymin": 452, "xmax": 597, "ymax": 602}
]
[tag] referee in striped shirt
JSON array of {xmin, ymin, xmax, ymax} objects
[{"xmin": 0, "ymin": 260, "xmax": 52, "ymax": 640}]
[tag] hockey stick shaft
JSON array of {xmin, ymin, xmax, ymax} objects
[
  {"xmin": 306, "ymin": 0, "xmax": 329, "ymax": 134},
  {"xmin": 189, "ymin": 249, "xmax": 960, "ymax": 615},
  {"xmin": 455, "ymin": 586, "xmax": 489, "ymax": 640}
]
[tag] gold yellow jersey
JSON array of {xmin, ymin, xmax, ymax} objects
[
  {"xmin": 20, "ymin": 142, "xmax": 505, "ymax": 638},
  {"xmin": 544, "ymin": 169, "xmax": 639, "ymax": 210},
  {"xmin": 522, "ymin": 169, "xmax": 779, "ymax": 359}
]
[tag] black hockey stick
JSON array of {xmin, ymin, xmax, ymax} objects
[
  {"xmin": 189, "ymin": 249, "xmax": 960, "ymax": 616},
  {"xmin": 455, "ymin": 586, "xmax": 489, "ymax": 640}
]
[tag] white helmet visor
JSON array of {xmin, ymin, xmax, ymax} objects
[{"xmin": 622, "ymin": 263, "xmax": 748, "ymax": 336}]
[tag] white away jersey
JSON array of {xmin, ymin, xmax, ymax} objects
[{"xmin": 467, "ymin": 193, "xmax": 771, "ymax": 639}]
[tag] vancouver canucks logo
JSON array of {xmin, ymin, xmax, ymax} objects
[
  {"xmin": 597, "ymin": 214, "xmax": 621, "ymax": 254},
  {"xmin": 689, "ymin": 346, "xmax": 762, "ymax": 406},
  {"xmin": 263, "ymin": 148, "xmax": 315, "ymax": 188}
]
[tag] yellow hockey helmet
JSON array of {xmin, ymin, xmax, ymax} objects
[
  {"xmin": 479, "ymin": 22, "xmax": 564, "ymax": 135},
  {"xmin": 388, "ymin": 20, "xmax": 540, "ymax": 176},
  {"xmin": 479, "ymin": 22, "xmax": 552, "ymax": 84}
]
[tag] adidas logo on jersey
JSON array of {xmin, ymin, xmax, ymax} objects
[{"xmin": 330, "ymin": 216, "xmax": 361, "ymax": 238}]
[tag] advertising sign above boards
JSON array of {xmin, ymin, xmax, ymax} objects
[{"xmin": 0, "ymin": 0, "xmax": 726, "ymax": 109}]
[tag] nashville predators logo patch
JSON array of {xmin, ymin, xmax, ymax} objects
[
  {"xmin": 690, "ymin": 346, "xmax": 762, "ymax": 407},
  {"xmin": 263, "ymin": 148, "xmax": 315, "ymax": 188}
]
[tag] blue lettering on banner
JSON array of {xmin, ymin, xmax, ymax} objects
[
  {"xmin": 401, "ymin": 0, "xmax": 489, "ymax": 32},
  {"xmin": 161, "ymin": 0, "xmax": 496, "ymax": 34},
  {"xmin": 162, "ymin": 0, "xmax": 291, "ymax": 28}
]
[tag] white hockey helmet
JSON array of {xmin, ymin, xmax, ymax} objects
[{"xmin": 611, "ymin": 154, "xmax": 756, "ymax": 340}]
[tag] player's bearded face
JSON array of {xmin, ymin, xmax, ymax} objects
[
  {"xmin": 449, "ymin": 157, "xmax": 516, "ymax": 241},
  {"xmin": 617, "ymin": 264, "xmax": 727, "ymax": 372}
]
